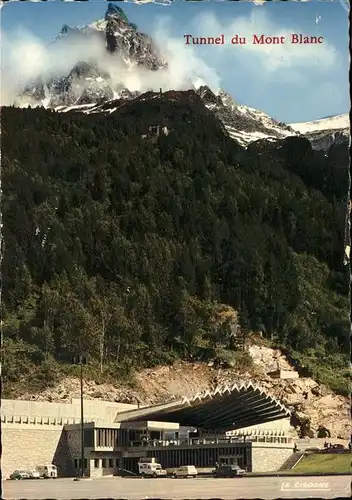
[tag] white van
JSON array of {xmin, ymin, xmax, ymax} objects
[
  {"xmin": 138, "ymin": 460, "xmax": 167, "ymax": 478},
  {"xmin": 173, "ymin": 465, "xmax": 198, "ymax": 478},
  {"xmin": 36, "ymin": 464, "xmax": 57, "ymax": 479}
]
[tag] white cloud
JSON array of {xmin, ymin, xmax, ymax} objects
[
  {"xmin": 1, "ymin": 27, "xmax": 109, "ymax": 104},
  {"xmin": 0, "ymin": 15, "xmax": 220, "ymax": 106},
  {"xmin": 153, "ymin": 16, "xmax": 221, "ymax": 90},
  {"xmin": 187, "ymin": 10, "xmax": 339, "ymax": 74}
]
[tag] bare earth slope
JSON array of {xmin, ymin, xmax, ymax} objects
[{"xmin": 18, "ymin": 343, "xmax": 350, "ymax": 440}]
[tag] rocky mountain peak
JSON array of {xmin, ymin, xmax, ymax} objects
[
  {"xmin": 196, "ymin": 85, "xmax": 222, "ymax": 106},
  {"xmin": 217, "ymin": 89, "xmax": 237, "ymax": 110},
  {"xmin": 19, "ymin": 4, "xmax": 167, "ymax": 108}
]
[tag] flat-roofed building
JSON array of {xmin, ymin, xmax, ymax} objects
[
  {"xmin": 1, "ymin": 382, "xmax": 295, "ymax": 478},
  {"xmin": 65, "ymin": 382, "xmax": 294, "ymax": 476}
]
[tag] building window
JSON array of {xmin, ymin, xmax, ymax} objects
[
  {"xmin": 109, "ymin": 458, "xmax": 113, "ymax": 468},
  {"xmin": 102, "ymin": 458, "xmax": 107, "ymax": 468},
  {"xmin": 84, "ymin": 459, "xmax": 87, "ymax": 468},
  {"xmin": 94, "ymin": 459, "xmax": 100, "ymax": 468}
]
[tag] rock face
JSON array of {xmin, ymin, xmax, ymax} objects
[
  {"xmin": 247, "ymin": 345, "xmax": 351, "ymax": 440},
  {"xmin": 104, "ymin": 3, "xmax": 166, "ymax": 71},
  {"xmin": 20, "ymin": 3, "xmax": 166, "ymax": 108},
  {"xmin": 303, "ymin": 129, "xmax": 350, "ymax": 151}
]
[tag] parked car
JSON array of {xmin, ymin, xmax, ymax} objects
[
  {"xmin": 27, "ymin": 470, "xmax": 41, "ymax": 479},
  {"xmin": 10, "ymin": 470, "xmax": 30, "ymax": 480},
  {"xmin": 213, "ymin": 464, "xmax": 245, "ymax": 478},
  {"xmin": 173, "ymin": 465, "xmax": 198, "ymax": 478}
]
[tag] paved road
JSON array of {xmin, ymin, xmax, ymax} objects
[{"xmin": 3, "ymin": 475, "xmax": 351, "ymax": 499}]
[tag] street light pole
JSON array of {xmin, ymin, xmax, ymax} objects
[
  {"xmin": 80, "ymin": 356, "xmax": 84, "ymax": 478},
  {"xmin": 72, "ymin": 352, "xmax": 86, "ymax": 479}
]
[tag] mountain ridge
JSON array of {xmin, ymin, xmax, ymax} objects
[
  {"xmin": 290, "ymin": 113, "xmax": 349, "ymax": 133},
  {"xmin": 49, "ymin": 87, "xmax": 349, "ymax": 150}
]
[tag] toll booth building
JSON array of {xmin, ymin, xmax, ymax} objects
[{"xmin": 65, "ymin": 382, "xmax": 294, "ymax": 477}]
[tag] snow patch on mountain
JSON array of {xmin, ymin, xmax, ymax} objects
[
  {"xmin": 198, "ymin": 86, "xmax": 296, "ymax": 147},
  {"xmin": 226, "ymin": 128, "xmax": 279, "ymax": 148},
  {"xmin": 290, "ymin": 114, "xmax": 350, "ymax": 134},
  {"xmin": 289, "ymin": 114, "xmax": 350, "ymax": 151},
  {"xmin": 236, "ymin": 104, "xmax": 295, "ymax": 138}
]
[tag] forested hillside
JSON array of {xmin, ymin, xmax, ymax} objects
[{"xmin": 1, "ymin": 92, "xmax": 350, "ymax": 397}]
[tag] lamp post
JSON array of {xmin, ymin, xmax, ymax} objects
[
  {"xmin": 73, "ymin": 353, "xmax": 86, "ymax": 478},
  {"xmin": 80, "ymin": 356, "xmax": 84, "ymax": 478}
]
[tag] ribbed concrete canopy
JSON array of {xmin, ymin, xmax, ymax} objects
[{"xmin": 114, "ymin": 382, "xmax": 290, "ymax": 431}]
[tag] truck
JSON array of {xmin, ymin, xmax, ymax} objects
[
  {"xmin": 138, "ymin": 457, "xmax": 167, "ymax": 478},
  {"xmin": 36, "ymin": 464, "xmax": 57, "ymax": 479}
]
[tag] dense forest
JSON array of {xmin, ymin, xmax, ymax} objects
[{"xmin": 1, "ymin": 92, "xmax": 350, "ymax": 397}]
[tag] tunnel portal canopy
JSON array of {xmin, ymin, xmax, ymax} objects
[{"xmin": 114, "ymin": 382, "xmax": 291, "ymax": 431}]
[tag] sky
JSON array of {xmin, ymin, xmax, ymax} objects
[{"xmin": 0, "ymin": 0, "xmax": 349, "ymax": 123}]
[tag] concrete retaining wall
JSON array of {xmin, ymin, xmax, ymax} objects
[
  {"xmin": 1, "ymin": 399, "xmax": 137, "ymax": 480},
  {"xmin": 252, "ymin": 442, "xmax": 294, "ymax": 472},
  {"xmin": 1, "ymin": 399, "xmax": 137, "ymax": 425},
  {"xmin": 1, "ymin": 422, "xmax": 71, "ymax": 479}
]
